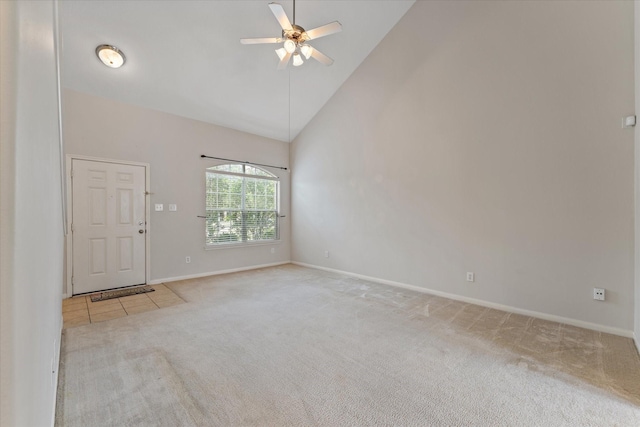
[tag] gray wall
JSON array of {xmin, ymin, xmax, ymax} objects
[
  {"xmin": 63, "ymin": 89, "xmax": 291, "ymax": 287},
  {"xmin": 0, "ymin": 1, "xmax": 64, "ymax": 425},
  {"xmin": 291, "ymin": 0, "xmax": 635, "ymax": 332}
]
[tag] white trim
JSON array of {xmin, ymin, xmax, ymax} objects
[
  {"xmin": 204, "ymin": 240, "xmax": 282, "ymax": 251},
  {"xmin": 67, "ymin": 154, "xmax": 151, "ymax": 168},
  {"xmin": 203, "ymin": 158, "xmax": 284, "ymax": 179},
  {"xmin": 53, "ymin": 0, "xmax": 66, "ymax": 237},
  {"xmin": 148, "ymin": 261, "xmax": 290, "ymax": 285},
  {"xmin": 292, "ymin": 261, "xmax": 634, "ymax": 338},
  {"xmin": 65, "ymin": 156, "xmax": 73, "ymax": 297},
  {"xmin": 206, "ymin": 167, "xmax": 278, "ymax": 181},
  {"xmin": 634, "ymin": 0, "xmax": 640, "ymax": 364},
  {"xmin": 65, "ymin": 154, "xmax": 151, "ymax": 296}
]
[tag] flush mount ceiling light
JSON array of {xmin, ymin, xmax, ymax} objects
[
  {"xmin": 240, "ymin": 0, "xmax": 342, "ymax": 70},
  {"xmin": 95, "ymin": 44, "xmax": 126, "ymax": 68}
]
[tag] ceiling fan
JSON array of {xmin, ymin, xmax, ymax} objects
[{"xmin": 240, "ymin": 1, "xmax": 342, "ymax": 69}]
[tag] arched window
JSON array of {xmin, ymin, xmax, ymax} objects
[{"xmin": 205, "ymin": 164, "xmax": 279, "ymax": 245}]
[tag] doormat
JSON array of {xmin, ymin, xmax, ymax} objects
[{"xmin": 90, "ymin": 285, "xmax": 155, "ymax": 302}]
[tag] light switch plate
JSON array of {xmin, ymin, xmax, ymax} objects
[
  {"xmin": 169, "ymin": 204, "xmax": 177, "ymax": 211},
  {"xmin": 155, "ymin": 204, "xmax": 163, "ymax": 211}
]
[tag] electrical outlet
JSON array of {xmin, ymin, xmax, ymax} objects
[
  {"xmin": 51, "ymin": 338, "xmax": 57, "ymax": 386},
  {"xmin": 466, "ymin": 272, "xmax": 475, "ymax": 282},
  {"xmin": 51, "ymin": 358, "xmax": 55, "ymax": 386},
  {"xmin": 169, "ymin": 204, "xmax": 177, "ymax": 211},
  {"xmin": 593, "ymin": 288, "xmax": 605, "ymax": 301},
  {"xmin": 185, "ymin": 256, "xmax": 191, "ymax": 264},
  {"xmin": 324, "ymin": 251, "xmax": 330, "ymax": 258},
  {"xmin": 270, "ymin": 247, "xmax": 275, "ymax": 254},
  {"xmin": 155, "ymin": 204, "xmax": 164, "ymax": 211}
]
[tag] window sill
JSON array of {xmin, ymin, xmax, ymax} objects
[{"xmin": 204, "ymin": 240, "xmax": 281, "ymax": 251}]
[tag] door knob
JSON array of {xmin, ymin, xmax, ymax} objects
[{"xmin": 138, "ymin": 229, "xmax": 144, "ymax": 234}]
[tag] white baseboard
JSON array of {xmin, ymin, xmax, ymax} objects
[
  {"xmin": 634, "ymin": 333, "xmax": 640, "ymax": 355},
  {"xmin": 148, "ymin": 261, "xmax": 291, "ymax": 285},
  {"xmin": 292, "ymin": 261, "xmax": 634, "ymax": 338}
]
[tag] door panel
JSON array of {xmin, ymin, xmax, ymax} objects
[
  {"xmin": 89, "ymin": 187, "xmax": 107, "ymax": 225},
  {"xmin": 117, "ymin": 188, "xmax": 133, "ymax": 225},
  {"xmin": 116, "ymin": 236, "xmax": 133, "ymax": 272},
  {"xmin": 72, "ymin": 159, "xmax": 146, "ymax": 294},
  {"xmin": 89, "ymin": 238, "xmax": 106, "ymax": 275}
]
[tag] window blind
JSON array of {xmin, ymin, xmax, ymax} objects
[{"xmin": 205, "ymin": 165, "xmax": 278, "ymax": 245}]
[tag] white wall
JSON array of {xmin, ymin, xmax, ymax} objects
[
  {"xmin": 291, "ymin": 1, "xmax": 635, "ymax": 332},
  {"xmin": 0, "ymin": 1, "xmax": 65, "ymax": 425},
  {"xmin": 635, "ymin": 0, "xmax": 640, "ymax": 350},
  {"xmin": 63, "ymin": 89, "xmax": 291, "ymax": 287}
]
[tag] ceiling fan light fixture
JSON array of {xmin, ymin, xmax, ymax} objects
[
  {"xmin": 292, "ymin": 52, "xmax": 304, "ymax": 67},
  {"xmin": 240, "ymin": 1, "xmax": 342, "ymax": 70},
  {"xmin": 95, "ymin": 44, "xmax": 125, "ymax": 68},
  {"xmin": 300, "ymin": 44, "xmax": 312, "ymax": 59},
  {"xmin": 275, "ymin": 47, "xmax": 287, "ymax": 60},
  {"xmin": 283, "ymin": 39, "xmax": 296, "ymax": 54}
]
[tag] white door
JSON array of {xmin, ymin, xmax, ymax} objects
[{"xmin": 72, "ymin": 159, "xmax": 146, "ymax": 294}]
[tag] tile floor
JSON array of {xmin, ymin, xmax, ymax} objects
[{"xmin": 62, "ymin": 284, "xmax": 184, "ymax": 328}]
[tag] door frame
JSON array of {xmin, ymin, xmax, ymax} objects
[{"xmin": 64, "ymin": 155, "xmax": 151, "ymax": 297}]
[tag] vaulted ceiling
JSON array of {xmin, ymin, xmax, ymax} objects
[{"xmin": 59, "ymin": 1, "xmax": 415, "ymax": 142}]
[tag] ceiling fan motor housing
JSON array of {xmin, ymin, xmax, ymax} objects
[{"xmin": 283, "ymin": 24, "xmax": 309, "ymax": 44}]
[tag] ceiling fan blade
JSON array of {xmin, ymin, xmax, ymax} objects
[
  {"xmin": 240, "ymin": 37, "xmax": 283, "ymax": 45},
  {"xmin": 277, "ymin": 52, "xmax": 292, "ymax": 70},
  {"xmin": 305, "ymin": 21, "xmax": 342, "ymax": 40},
  {"xmin": 310, "ymin": 47, "xmax": 334, "ymax": 66},
  {"xmin": 269, "ymin": 3, "xmax": 292, "ymax": 31}
]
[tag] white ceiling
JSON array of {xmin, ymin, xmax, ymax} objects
[{"xmin": 59, "ymin": 0, "xmax": 414, "ymax": 142}]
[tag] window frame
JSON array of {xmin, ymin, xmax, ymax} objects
[{"xmin": 204, "ymin": 163, "xmax": 280, "ymax": 248}]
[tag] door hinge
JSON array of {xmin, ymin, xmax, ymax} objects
[
  {"xmin": 71, "ymin": 223, "xmax": 74, "ymax": 232},
  {"xmin": 71, "ymin": 276, "xmax": 74, "ymax": 285},
  {"xmin": 71, "ymin": 168, "xmax": 74, "ymax": 178}
]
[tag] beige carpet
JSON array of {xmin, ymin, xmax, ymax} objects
[{"xmin": 55, "ymin": 264, "xmax": 640, "ymax": 426}]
